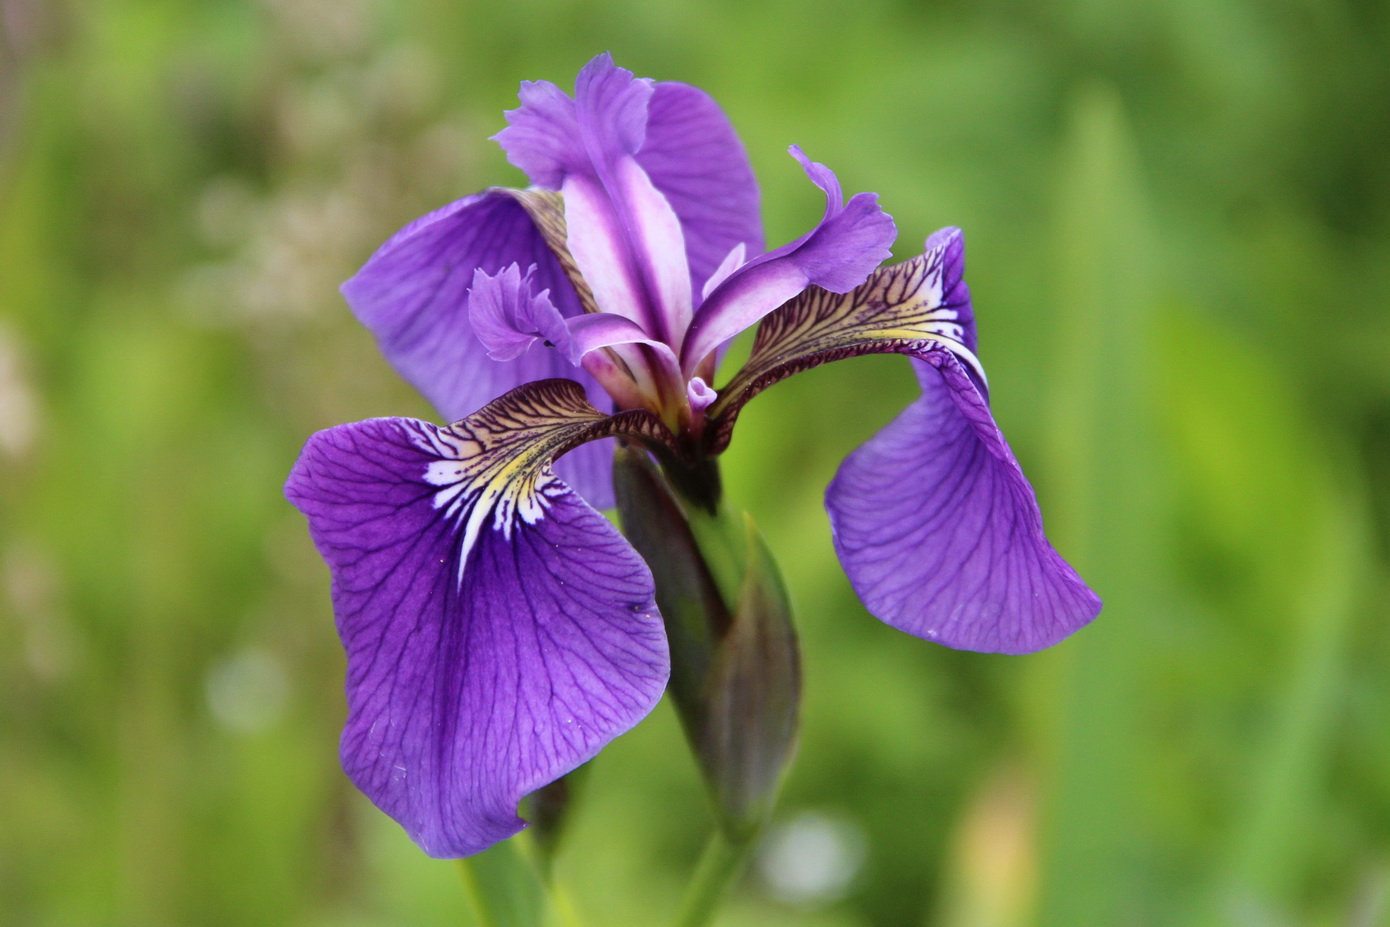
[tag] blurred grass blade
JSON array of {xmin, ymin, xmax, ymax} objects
[
  {"xmin": 1207, "ymin": 496, "xmax": 1363, "ymax": 924},
  {"xmin": 1159, "ymin": 310, "xmax": 1371, "ymax": 923},
  {"xmin": 458, "ymin": 835, "xmax": 577, "ymax": 927},
  {"xmin": 1033, "ymin": 81, "xmax": 1163, "ymax": 927}
]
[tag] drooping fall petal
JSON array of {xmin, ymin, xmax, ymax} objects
[
  {"xmin": 284, "ymin": 380, "xmax": 674, "ymax": 857},
  {"xmin": 826, "ymin": 350, "xmax": 1100, "ymax": 653},
  {"xmin": 702, "ymin": 228, "xmax": 1097, "ymax": 651}
]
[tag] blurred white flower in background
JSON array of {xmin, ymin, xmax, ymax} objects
[{"xmin": 757, "ymin": 809, "xmax": 868, "ymax": 907}]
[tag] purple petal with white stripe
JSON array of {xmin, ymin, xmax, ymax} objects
[
  {"xmin": 920, "ymin": 226, "xmax": 977, "ymax": 357},
  {"xmin": 496, "ymin": 55, "xmax": 692, "ymax": 340},
  {"xmin": 681, "ymin": 147, "xmax": 896, "ymax": 372},
  {"xmin": 284, "ymin": 382, "xmax": 672, "ymax": 857},
  {"xmin": 825, "ymin": 350, "xmax": 1100, "ymax": 653},
  {"xmin": 494, "ymin": 53, "xmax": 762, "ymax": 310},
  {"xmin": 638, "ymin": 82, "xmax": 763, "ymax": 303}
]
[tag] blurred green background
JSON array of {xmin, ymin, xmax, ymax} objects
[{"xmin": 2, "ymin": 0, "xmax": 1388, "ymax": 924}]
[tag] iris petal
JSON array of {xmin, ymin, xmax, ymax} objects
[
  {"xmin": 558, "ymin": 171, "xmax": 675, "ymax": 335},
  {"xmin": 496, "ymin": 55, "xmax": 763, "ymax": 305},
  {"xmin": 341, "ymin": 189, "xmax": 616, "ymax": 506},
  {"xmin": 681, "ymin": 148, "xmax": 896, "ymax": 372},
  {"xmin": 826, "ymin": 350, "xmax": 1101, "ymax": 653},
  {"xmin": 284, "ymin": 380, "xmax": 674, "ymax": 857},
  {"xmin": 706, "ymin": 229, "xmax": 981, "ymax": 454},
  {"xmin": 699, "ymin": 228, "xmax": 1097, "ymax": 650},
  {"xmin": 494, "ymin": 53, "xmax": 651, "ymax": 187},
  {"xmin": 498, "ymin": 55, "xmax": 693, "ymax": 340},
  {"xmin": 639, "ymin": 82, "xmax": 763, "ymax": 307},
  {"xmin": 468, "ymin": 265, "xmax": 572, "ymax": 362},
  {"xmin": 497, "ymin": 54, "xmax": 765, "ymax": 348}
]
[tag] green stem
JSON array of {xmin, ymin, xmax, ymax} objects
[
  {"xmin": 670, "ymin": 828, "xmax": 758, "ymax": 927},
  {"xmin": 456, "ymin": 858, "xmax": 494, "ymax": 927},
  {"xmin": 455, "ymin": 833, "xmax": 588, "ymax": 927}
]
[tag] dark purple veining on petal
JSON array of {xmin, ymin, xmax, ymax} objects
[
  {"xmin": 705, "ymin": 233, "xmax": 980, "ymax": 454},
  {"xmin": 340, "ymin": 189, "xmax": 618, "ymax": 506},
  {"xmin": 284, "ymin": 405, "xmax": 670, "ymax": 857},
  {"xmin": 681, "ymin": 147, "xmax": 896, "ymax": 372}
]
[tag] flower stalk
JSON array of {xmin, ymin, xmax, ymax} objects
[
  {"xmin": 615, "ymin": 444, "xmax": 800, "ymax": 922},
  {"xmin": 614, "ymin": 445, "xmax": 801, "ymax": 837},
  {"xmin": 670, "ymin": 828, "xmax": 758, "ymax": 927}
]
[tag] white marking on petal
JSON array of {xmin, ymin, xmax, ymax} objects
[{"xmin": 408, "ymin": 418, "xmax": 561, "ymax": 585}]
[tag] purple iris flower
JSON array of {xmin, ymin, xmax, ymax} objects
[{"xmin": 285, "ymin": 54, "xmax": 1100, "ymax": 859}]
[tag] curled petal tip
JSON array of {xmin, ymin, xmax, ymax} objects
[
  {"xmin": 681, "ymin": 154, "xmax": 896, "ymax": 369},
  {"xmin": 467, "ymin": 264, "xmax": 571, "ymax": 362}
]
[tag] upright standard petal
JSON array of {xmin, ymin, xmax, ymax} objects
[
  {"xmin": 681, "ymin": 148, "xmax": 896, "ymax": 373},
  {"xmin": 497, "ymin": 55, "xmax": 694, "ymax": 342},
  {"xmin": 284, "ymin": 380, "xmax": 674, "ymax": 857},
  {"xmin": 496, "ymin": 54, "xmax": 764, "ymax": 322},
  {"xmin": 341, "ymin": 188, "xmax": 615, "ymax": 506},
  {"xmin": 639, "ymin": 82, "xmax": 763, "ymax": 302},
  {"xmin": 495, "ymin": 53, "xmax": 651, "ymax": 187},
  {"xmin": 826, "ymin": 351, "xmax": 1100, "ymax": 653}
]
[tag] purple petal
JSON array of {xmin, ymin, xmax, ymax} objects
[
  {"xmin": 285, "ymin": 408, "xmax": 668, "ymax": 857},
  {"xmin": 639, "ymin": 82, "xmax": 763, "ymax": 304},
  {"xmin": 498, "ymin": 55, "xmax": 693, "ymax": 343},
  {"xmin": 922, "ymin": 226, "xmax": 977, "ymax": 357},
  {"xmin": 704, "ymin": 233, "xmax": 980, "ymax": 455},
  {"xmin": 340, "ymin": 190, "xmax": 615, "ymax": 506},
  {"xmin": 468, "ymin": 265, "xmax": 573, "ymax": 362},
  {"xmin": 495, "ymin": 55, "xmax": 763, "ymax": 306},
  {"xmin": 826, "ymin": 350, "xmax": 1100, "ymax": 653},
  {"xmin": 556, "ymin": 441, "xmax": 616, "ymax": 509},
  {"xmin": 681, "ymin": 148, "xmax": 896, "ymax": 372},
  {"xmin": 560, "ymin": 167, "xmax": 690, "ymax": 340},
  {"xmin": 701, "ymin": 243, "xmax": 747, "ymax": 301},
  {"xmin": 491, "ymin": 80, "xmax": 583, "ymax": 188},
  {"xmin": 574, "ymin": 53, "xmax": 653, "ymax": 167},
  {"xmin": 565, "ymin": 312, "xmax": 681, "ymax": 375},
  {"xmin": 563, "ymin": 312, "xmax": 686, "ymax": 413},
  {"xmin": 494, "ymin": 53, "xmax": 651, "ymax": 187}
]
